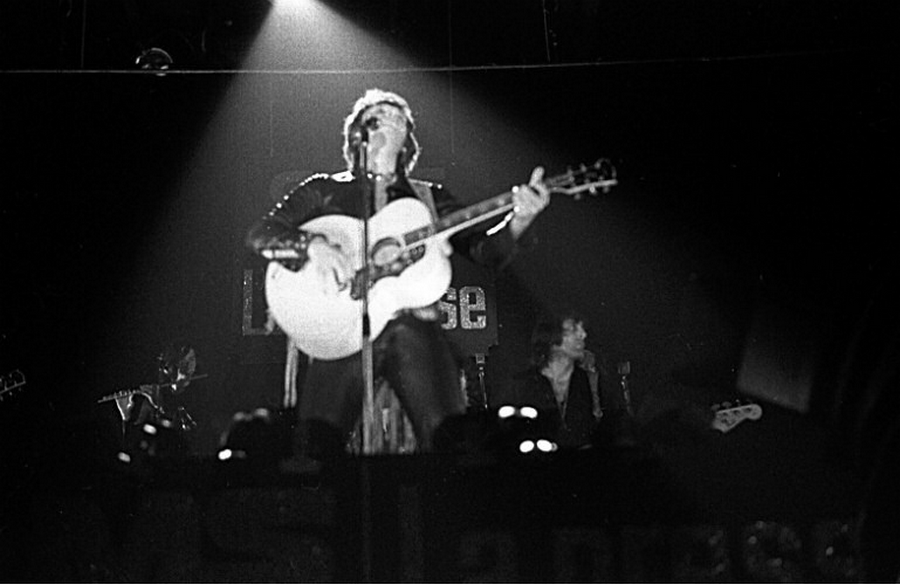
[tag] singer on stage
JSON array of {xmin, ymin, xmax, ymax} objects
[{"xmin": 246, "ymin": 88, "xmax": 549, "ymax": 458}]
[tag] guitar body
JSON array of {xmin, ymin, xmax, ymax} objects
[{"xmin": 265, "ymin": 198, "xmax": 453, "ymax": 360}]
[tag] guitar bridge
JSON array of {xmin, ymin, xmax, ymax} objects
[{"xmin": 349, "ymin": 244, "xmax": 428, "ymax": 300}]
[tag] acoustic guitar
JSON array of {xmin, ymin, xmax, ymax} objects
[{"xmin": 265, "ymin": 161, "xmax": 617, "ymax": 360}]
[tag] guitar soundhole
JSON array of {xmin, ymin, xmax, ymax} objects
[{"xmin": 371, "ymin": 238, "xmax": 403, "ymax": 266}]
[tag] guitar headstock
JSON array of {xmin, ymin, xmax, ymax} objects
[
  {"xmin": 545, "ymin": 158, "xmax": 618, "ymax": 199},
  {"xmin": 711, "ymin": 399, "xmax": 763, "ymax": 434}
]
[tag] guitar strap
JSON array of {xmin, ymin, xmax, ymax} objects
[
  {"xmin": 284, "ymin": 336, "xmax": 300, "ymax": 408},
  {"xmin": 409, "ymin": 179, "xmax": 438, "ymax": 220}
]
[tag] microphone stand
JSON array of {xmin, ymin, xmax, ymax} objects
[
  {"xmin": 475, "ymin": 353, "xmax": 488, "ymax": 410},
  {"xmin": 354, "ymin": 130, "xmax": 378, "ymax": 584},
  {"xmin": 355, "ymin": 133, "xmax": 377, "ymax": 456}
]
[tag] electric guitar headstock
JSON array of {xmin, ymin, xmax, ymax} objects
[
  {"xmin": 544, "ymin": 158, "xmax": 618, "ymax": 199},
  {"xmin": 711, "ymin": 399, "xmax": 763, "ymax": 434}
]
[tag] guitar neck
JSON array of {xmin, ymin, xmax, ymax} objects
[
  {"xmin": 97, "ymin": 374, "xmax": 207, "ymax": 404},
  {"xmin": 0, "ymin": 383, "xmax": 25, "ymax": 400},
  {"xmin": 402, "ymin": 163, "xmax": 618, "ymax": 247},
  {"xmin": 98, "ymin": 386, "xmax": 156, "ymax": 403},
  {"xmin": 405, "ymin": 191, "xmax": 517, "ymax": 246}
]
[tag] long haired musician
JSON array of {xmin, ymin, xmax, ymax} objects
[{"xmin": 246, "ymin": 88, "xmax": 549, "ymax": 458}]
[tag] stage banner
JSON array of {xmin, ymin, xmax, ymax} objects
[{"xmin": 238, "ymin": 254, "xmax": 497, "ymax": 364}]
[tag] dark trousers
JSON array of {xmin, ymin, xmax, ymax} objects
[{"xmin": 299, "ymin": 314, "xmax": 466, "ymax": 456}]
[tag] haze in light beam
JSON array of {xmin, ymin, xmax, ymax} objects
[{"xmin": 244, "ymin": 0, "xmax": 412, "ymax": 72}]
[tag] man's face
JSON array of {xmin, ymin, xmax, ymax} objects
[
  {"xmin": 361, "ymin": 103, "xmax": 408, "ymax": 154},
  {"xmin": 555, "ymin": 319, "xmax": 587, "ymax": 361}
]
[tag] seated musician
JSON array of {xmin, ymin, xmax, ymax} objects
[
  {"xmin": 246, "ymin": 88, "xmax": 550, "ymax": 458},
  {"xmin": 496, "ymin": 312, "xmax": 604, "ymax": 450},
  {"xmin": 118, "ymin": 345, "xmax": 198, "ymax": 450}
]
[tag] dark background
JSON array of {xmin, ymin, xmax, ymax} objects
[{"xmin": 1, "ymin": 3, "xmax": 898, "ymax": 576}]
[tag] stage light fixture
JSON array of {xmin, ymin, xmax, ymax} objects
[
  {"xmin": 519, "ymin": 406, "xmax": 538, "ymax": 419},
  {"xmin": 135, "ymin": 47, "xmax": 174, "ymax": 73},
  {"xmin": 498, "ymin": 405, "xmax": 516, "ymax": 419},
  {"xmin": 536, "ymin": 439, "xmax": 557, "ymax": 453},
  {"xmin": 218, "ymin": 448, "xmax": 248, "ymax": 461}
]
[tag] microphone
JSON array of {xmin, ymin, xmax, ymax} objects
[{"xmin": 352, "ymin": 117, "xmax": 381, "ymax": 145}]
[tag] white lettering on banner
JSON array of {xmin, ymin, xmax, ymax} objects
[
  {"xmin": 458, "ymin": 286, "xmax": 487, "ymax": 330},
  {"xmin": 242, "ymin": 269, "xmax": 487, "ymax": 336},
  {"xmin": 439, "ymin": 286, "xmax": 487, "ymax": 331},
  {"xmin": 242, "ymin": 269, "xmax": 270, "ymax": 336},
  {"xmin": 439, "ymin": 288, "xmax": 458, "ymax": 330}
]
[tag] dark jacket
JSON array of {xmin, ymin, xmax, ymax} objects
[{"xmin": 500, "ymin": 366, "xmax": 598, "ymax": 449}]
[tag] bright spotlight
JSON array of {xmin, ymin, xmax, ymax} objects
[
  {"xmin": 498, "ymin": 405, "xmax": 516, "ymax": 419},
  {"xmin": 519, "ymin": 406, "xmax": 538, "ymax": 419},
  {"xmin": 142, "ymin": 423, "xmax": 158, "ymax": 435},
  {"xmin": 536, "ymin": 439, "xmax": 556, "ymax": 453},
  {"xmin": 117, "ymin": 451, "xmax": 132, "ymax": 464},
  {"xmin": 519, "ymin": 440, "xmax": 535, "ymax": 454}
]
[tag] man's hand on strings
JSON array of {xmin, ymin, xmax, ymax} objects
[
  {"xmin": 509, "ymin": 166, "xmax": 551, "ymax": 240},
  {"xmin": 307, "ymin": 238, "xmax": 352, "ymax": 294}
]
